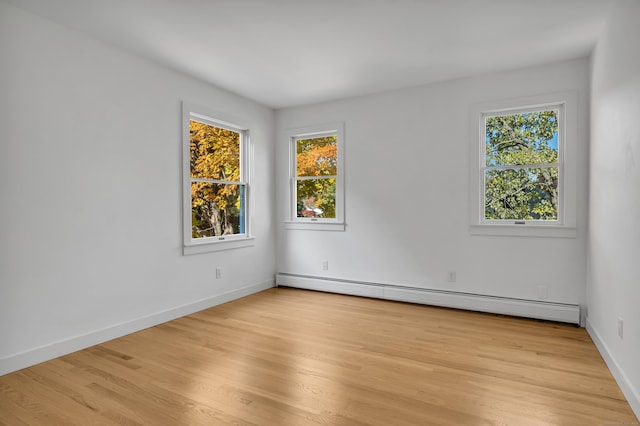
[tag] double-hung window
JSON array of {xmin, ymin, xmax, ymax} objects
[
  {"xmin": 183, "ymin": 103, "xmax": 253, "ymax": 254},
  {"xmin": 285, "ymin": 123, "xmax": 345, "ymax": 231},
  {"xmin": 470, "ymin": 93, "xmax": 577, "ymax": 237},
  {"xmin": 483, "ymin": 106, "xmax": 561, "ymax": 221}
]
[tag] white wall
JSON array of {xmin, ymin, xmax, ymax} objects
[
  {"xmin": 0, "ymin": 2, "xmax": 275, "ymax": 374},
  {"xmin": 277, "ymin": 59, "xmax": 590, "ymax": 308},
  {"xmin": 587, "ymin": 0, "xmax": 640, "ymax": 415}
]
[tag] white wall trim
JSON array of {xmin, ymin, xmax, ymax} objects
[
  {"xmin": 276, "ymin": 273, "xmax": 580, "ymax": 324},
  {"xmin": 586, "ymin": 319, "xmax": 640, "ymax": 421},
  {"xmin": 0, "ymin": 279, "xmax": 274, "ymax": 377}
]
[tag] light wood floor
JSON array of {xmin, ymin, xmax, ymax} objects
[{"xmin": 0, "ymin": 288, "xmax": 637, "ymax": 425}]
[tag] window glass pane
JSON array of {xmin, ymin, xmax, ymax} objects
[
  {"xmin": 296, "ymin": 135, "xmax": 337, "ymax": 177},
  {"xmin": 190, "ymin": 120, "xmax": 240, "ymax": 181},
  {"xmin": 296, "ymin": 178, "xmax": 336, "ymax": 218},
  {"xmin": 485, "ymin": 111, "xmax": 558, "ymax": 167},
  {"xmin": 191, "ymin": 182, "xmax": 245, "ymax": 238},
  {"xmin": 485, "ymin": 168, "xmax": 558, "ymax": 220}
]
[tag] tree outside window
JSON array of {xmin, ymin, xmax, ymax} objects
[
  {"xmin": 189, "ymin": 120, "xmax": 246, "ymax": 238},
  {"xmin": 295, "ymin": 135, "xmax": 337, "ymax": 219},
  {"xmin": 483, "ymin": 109, "xmax": 560, "ymax": 221}
]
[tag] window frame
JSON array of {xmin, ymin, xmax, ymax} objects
[
  {"xmin": 285, "ymin": 122, "xmax": 345, "ymax": 231},
  {"xmin": 469, "ymin": 92, "xmax": 577, "ymax": 238},
  {"xmin": 182, "ymin": 102, "xmax": 254, "ymax": 255}
]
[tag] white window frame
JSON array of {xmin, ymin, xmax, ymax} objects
[
  {"xmin": 182, "ymin": 102, "xmax": 254, "ymax": 255},
  {"xmin": 284, "ymin": 122, "xmax": 345, "ymax": 231},
  {"xmin": 469, "ymin": 92, "xmax": 577, "ymax": 238}
]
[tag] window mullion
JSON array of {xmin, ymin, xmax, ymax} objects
[
  {"xmin": 483, "ymin": 163, "xmax": 558, "ymax": 172},
  {"xmin": 191, "ymin": 177, "xmax": 244, "ymax": 184},
  {"xmin": 295, "ymin": 175, "xmax": 337, "ymax": 181}
]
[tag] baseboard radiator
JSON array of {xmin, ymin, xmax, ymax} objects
[{"xmin": 275, "ymin": 273, "xmax": 580, "ymax": 325}]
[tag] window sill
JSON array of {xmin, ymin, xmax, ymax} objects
[
  {"xmin": 284, "ymin": 221, "xmax": 346, "ymax": 231},
  {"xmin": 183, "ymin": 237, "xmax": 255, "ymax": 255},
  {"xmin": 470, "ymin": 224, "xmax": 576, "ymax": 238}
]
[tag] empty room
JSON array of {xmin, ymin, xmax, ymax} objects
[{"xmin": 1, "ymin": 0, "xmax": 639, "ymax": 424}]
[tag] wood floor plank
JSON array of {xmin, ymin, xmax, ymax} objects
[{"xmin": 0, "ymin": 287, "xmax": 637, "ymax": 425}]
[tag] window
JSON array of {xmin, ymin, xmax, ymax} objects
[
  {"xmin": 285, "ymin": 123, "xmax": 345, "ymax": 231},
  {"xmin": 182, "ymin": 103, "xmax": 253, "ymax": 254},
  {"xmin": 483, "ymin": 107, "xmax": 561, "ymax": 221},
  {"xmin": 470, "ymin": 93, "xmax": 577, "ymax": 237}
]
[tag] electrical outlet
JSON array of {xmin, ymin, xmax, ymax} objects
[
  {"xmin": 618, "ymin": 317, "xmax": 624, "ymax": 339},
  {"xmin": 448, "ymin": 271, "xmax": 456, "ymax": 283},
  {"xmin": 322, "ymin": 260, "xmax": 329, "ymax": 271},
  {"xmin": 216, "ymin": 267, "xmax": 222, "ymax": 279}
]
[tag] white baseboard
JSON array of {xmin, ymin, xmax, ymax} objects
[
  {"xmin": 276, "ymin": 273, "xmax": 580, "ymax": 324},
  {"xmin": 0, "ymin": 279, "xmax": 274, "ymax": 376},
  {"xmin": 586, "ymin": 319, "xmax": 640, "ymax": 421}
]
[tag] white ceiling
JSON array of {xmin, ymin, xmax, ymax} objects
[{"xmin": 6, "ymin": 0, "xmax": 614, "ymax": 108}]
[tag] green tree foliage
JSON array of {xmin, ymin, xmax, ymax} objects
[
  {"xmin": 296, "ymin": 136, "xmax": 337, "ymax": 218},
  {"xmin": 485, "ymin": 111, "xmax": 558, "ymax": 220},
  {"xmin": 190, "ymin": 121, "xmax": 243, "ymax": 237}
]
